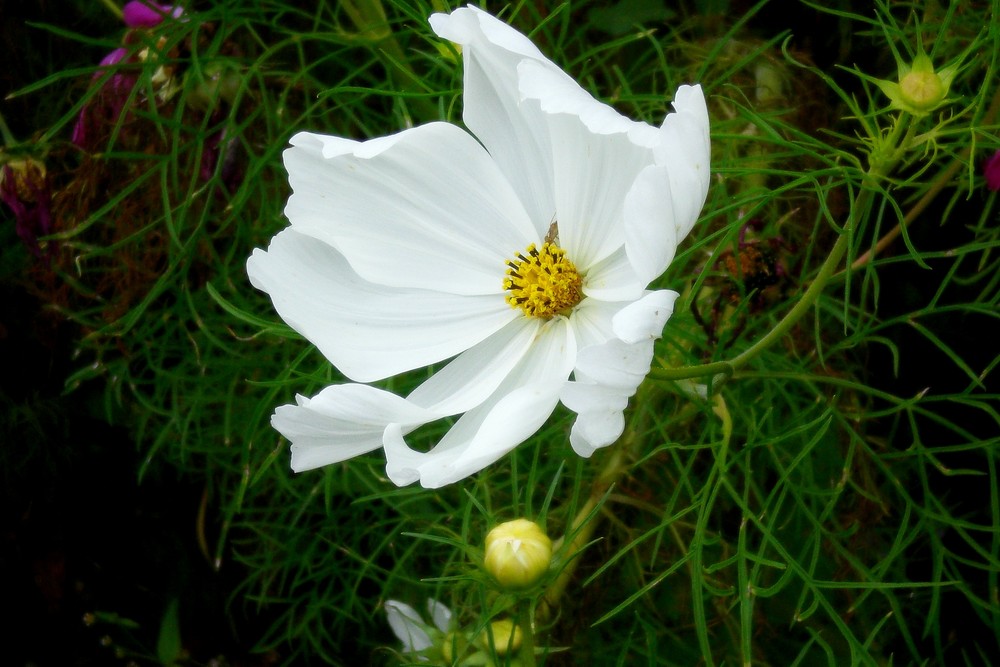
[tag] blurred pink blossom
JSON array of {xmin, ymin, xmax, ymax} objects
[
  {"xmin": 1, "ymin": 161, "xmax": 53, "ymax": 260},
  {"xmin": 984, "ymin": 149, "xmax": 1000, "ymax": 192},
  {"xmin": 71, "ymin": 2, "xmax": 184, "ymax": 149},
  {"xmin": 122, "ymin": 1, "xmax": 184, "ymax": 28}
]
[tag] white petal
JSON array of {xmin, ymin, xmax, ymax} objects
[
  {"xmin": 283, "ymin": 123, "xmax": 537, "ymax": 295},
  {"xmin": 517, "ymin": 60, "xmax": 660, "ymax": 270},
  {"xmin": 542, "ymin": 108, "xmax": 654, "ymax": 269},
  {"xmin": 582, "ymin": 247, "xmax": 645, "ymax": 302},
  {"xmin": 247, "ymin": 228, "xmax": 514, "ymax": 382},
  {"xmin": 430, "ymin": 7, "xmax": 556, "ymax": 230},
  {"xmin": 569, "ymin": 406, "xmax": 627, "ymax": 458},
  {"xmin": 564, "ymin": 291, "xmax": 678, "ymax": 456},
  {"xmin": 611, "ymin": 290, "xmax": 678, "ymax": 344},
  {"xmin": 385, "ymin": 382, "xmax": 565, "ymax": 488},
  {"xmin": 624, "ymin": 164, "xmax": 680, "ymax": 284},
  {"xmin": 427, "ymin": 599, "xmax": 453, "ymax": 634},
  {"xmin": 518, "ymin": 59, "xmax": 662, "ymax": 145},
  {"xmin": 653, "ymin": 84, "xmax": 711, "ymax": 243},
  {"xmin": 275, "ymin": 384, "xmax": 439, "ymax": 472},
  {"xmin": 384, "ymin": 317, "xmax": 576, "ymax": 487},
  {"xmin": 561, "ymin": 383, "xmax": 629, "ymax": 457},
  {"xmin": 385, "ymin": 600, "xmax": 433, "ymax": 652},
  {"xmin": 269, "ymin": 321, "xmax": 544, "ymax": 480},
  {"xmin": 407, "ymin": 316, "xmax": 540, "ymax": 414},
  {"xmin": 562, "ymin": 337, "xmax": 658, "ymax": 457},
  {"xmin": 573, "ymin": 337, "xmax": 657, "ymax": 390},
  {"xmin": 568, "ymin": 297, "xmax": 619, "ymax": 351}
]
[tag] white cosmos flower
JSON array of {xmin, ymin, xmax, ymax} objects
[
  {"xmin": 246, "ymin": 6, "xmax": 710, "ymax": 488},
  {"xmin": 385, "ymin": 598, "xmax": 453, "ymax": 656}
]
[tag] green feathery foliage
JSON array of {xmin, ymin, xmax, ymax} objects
[{"xmin": 2, "ymin": 0, "xmax": 998, "ymax": 665}]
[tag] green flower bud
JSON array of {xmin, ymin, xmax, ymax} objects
[
  {"xmin": 899, "ymin": 60, "xmax": 943, "ymax": 109},
  {"xmin": 480, "ymin": 619, "xmax": 522, "ymax": 656},
  {"xmin": 874, "ymin": 49, "xmax": 958, "ymax": 116},
  {"xmin": 484, "ymin": 519, "xmax": 552, "ymax": 589},
  {"xmin": 186, "ymin": 63, "xmax": 243, "ymax": 111},
  {"xmin": 441, "ymin": 630, "xmax": 469, "ymax": 663}
]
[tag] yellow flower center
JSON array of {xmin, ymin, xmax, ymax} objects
[{"xmin": 503, "ymin": 242, "xmax": 583, "ymax": 318}]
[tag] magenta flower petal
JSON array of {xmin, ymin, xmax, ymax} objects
[
  {"xmin": 1, "ymin": 163, "xmax": 54, "ymax": 260},
  {"xmin": 73, "ymin": 49, "xmax": 139, "ymax": 149},
  {"xmin": 122, "ymin": 1, "xmax": 183, "ymax": 28},
  {"xmin": 98, "ymin": 47, "xmax": 129, "ymax": 69},
  {"xmin": 984, "ymin": 150, "xmax": 1000, "ymax": 192},
  {"xmin": 70, "ymin": 107, "xmax": 89, "ymax": 147}
]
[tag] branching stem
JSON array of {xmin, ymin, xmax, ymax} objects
[{"xmin": 649, "ymin": 112, "xmax": 914, "ymax": 389}]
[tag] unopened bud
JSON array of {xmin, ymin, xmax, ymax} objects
[
  {"xmin": 874, "ymin": 50, "xmax": 957, "ymax": 116},
  {"xmin": 484, "ymin": 519, "xmax": 551, "ymax": 589},
  {"xmin": 441, "ymin": 631, "xmax": 467, "ymax": 663},
  {"xmin": 898, "ymin": 54, "xmax": 947, "ymax": 111},
  {"xmin": 480, "ymin": 618, "xmax": 523, "ymax": 655}
]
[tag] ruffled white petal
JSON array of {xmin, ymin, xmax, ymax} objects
[
  {"xmin": 430, "ymin": 6, "xmax": 556, "ymax": 232},
  {"xmin": 561, "ymin": 337, "xmax": 657, "ymax": 457},
  {"xmin": 247, "ymin": 229, "xmax": 514, "ymax": 382},
  {"xmin": 562, "ymin": 290, "xmax": 678, "ymax": 457},
  {"xmin": 277, "ymin": 384, "xmax": 438, "ymax": 472},
  {"xmin": 518, "ymin": 59, "xmax": 661, "ymax": 145},
  {"xmin": 283, "ymin": 123, "xmax": 537, "ymax": 295},
  {"xmin": 384, "ymin": 317, "xmax": 576, "ymax": 488},
  {"xmin": 561, "ymin": 381, "xmax": 630, "ymax": 454},
  {"xmin": 274, "ymin": 319, "xmax": 544, "ymax": 476},
  {"xmin": 574, "ymin": 337, "xmax": 658, "ymax": 389},
  {"xmin": 385, "ymin": 600, "xmax": 433, "ymax": 652},
  {"xmin": 407, "ymin": 316, "xmax": 540, "ymax": 414},
  {"xmin": 611, "ymin": 289, "xmax": 678, "ymax": 343},
  {"xmin": 623, "ymin": 164, "xmax": 679, "ymax": 284},
  {"xmin": 566, "ymin": 298, "xmax": 619, "ymax": 352},
  {"xmin": 652, "ymin": 84, "xmax": 711, "ymax": 243},
  {"xmin": 540, "ymin": 106, "xmax": 654, "ymax": 270},
  {"xmin": 621, "ymin": 86, "xmax": 708, "ymax": 283}
]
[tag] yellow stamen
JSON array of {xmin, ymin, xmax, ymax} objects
[{"xmin": 503, "ymin": 241, "xmax": 583, "ymax": 318}]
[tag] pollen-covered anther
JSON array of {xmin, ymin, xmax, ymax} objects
[{"xmin": 502, "ymin": 242, "xmax": 583, "ymax": 318}]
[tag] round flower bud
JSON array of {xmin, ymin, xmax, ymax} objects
[
  {"xmin": 872, "ymin": 50, "xmax": 958, "ymax": 117},
  {"xmin": 484, "ymin": 519, "xmax": 552, "ymax": 589},
  {"xmin": 441, "ymin": 631, "xmax": 467, "ymax": 663},
  {"xmin": 898, "ymin": 67, "xmax": 945, "ymax": 112},
  {"xmin": 480, "ymin": 619, "xmax": 523, "ymax": 655}
]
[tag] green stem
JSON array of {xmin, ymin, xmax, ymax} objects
[
  {"xmin": 541, "ymin": 407, "xmax": 633, "ymax": 616},
  {"xmin": 690, "ymin": 394, "xmax": 732, "ymax": 667},
  {"xmin": 0, "ymin": 112, "xmax": 16, "ymax": 148},
  {"xmin": 648, "ymin": 115, "xmax": 910, "ymax": 388},
  {"xmin": 340, "ymin": 0, "xmax": 437, "ymax": 120},
  {"xmin": 849, "ymin": 85, "xmax": 1000, "ymax": 272},
  {"xmin": 647, "ymin": 229, "xmax": 851, "ymax": 388},
  {"xmin": 518, "ymin": 598, "xmax": 537, "ymax": 667},
  {"xmin": 99, "ymin": 0, "xmax": 123, "ymax": 21}
]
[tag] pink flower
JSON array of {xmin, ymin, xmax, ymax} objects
[
  {"xmin": 71, "ymin": 47, "xmax": 132, "ymax": 147},
  {"xmin": 1, "ymin": 161, "xmax": 53, "ymax": 260},
  {"xmin": 199, "ymin": 119, "xmax": 244, "ymax": 193},
  {"xmin": 71, "ymin": 3, "xmax": 184, "ymax": 149},
  {"xmin": 984, "ymin": 150, "xmax": 1000, "ymax": 192},
  {"xmin": 122, "ymin": 1, "xmax": 184, "ymax": 28}
]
